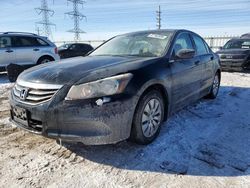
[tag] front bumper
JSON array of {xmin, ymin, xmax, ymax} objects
[
  {"xmin": 9, "ymin": 92, "xmax": 138, "ymax": 145},
  {"xmin": 220, "ymin": 59, "xmax": 249, "ymax": 71}
]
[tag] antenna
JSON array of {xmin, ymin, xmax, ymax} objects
[
  {"xmin": 65, "ymin": 0, "xmax": 87, "ymax": 41},
  {"xmin": 35, "ymin": 0, "xmax": 55, "ymax": 38},
  {"xmin": 156, "ymin": 5, "xmax": 162, "ymax": 30}
]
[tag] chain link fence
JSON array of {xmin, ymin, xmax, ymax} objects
[{"xmin": 204, "ymin": 36, "xmax": 239, "ymax": 51}]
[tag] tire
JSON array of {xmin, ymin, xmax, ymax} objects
[
  {"xmin": 206, "ymin": 72, "xmax": 220, "ymax": 99},
  {"xmin": 130, "ymin": 90, "xmax": 165, "ymax": 145},
  {"xmin": 37, "ymin": 56, "xmax": 54, "ymax": 65},
  {"xmin": 6, "ymin": 63, "xmax": 25, "ymax": 83}
]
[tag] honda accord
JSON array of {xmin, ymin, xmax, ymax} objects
[{"xmin": 9, "ymin": 29, "xmax": 221, "ymax": 145}]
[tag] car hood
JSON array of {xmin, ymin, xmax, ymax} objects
[
  {"xmin": 216, "ymin": 49, "xmax": 250, "ymax": 55},
  {"xmin": 18, "ymin": 55, "xmax": 160, "ymax": 86}
]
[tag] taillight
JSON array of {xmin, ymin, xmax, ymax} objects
[{"xmin": 54, "ymin": 47, "xmax": 58, "ymax": 54}]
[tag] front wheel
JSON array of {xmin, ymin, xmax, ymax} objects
[
  {"xmin": 130, "ymin": 90, "xmax": 165, "ymax": 145},
  {"xmin": 206, "ymin": 72, "xmax": 220, "ymax": 99}
]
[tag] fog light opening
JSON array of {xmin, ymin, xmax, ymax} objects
[{"xmin": 95, "ymin": 97, "xmax": 111, "ymax": 106}]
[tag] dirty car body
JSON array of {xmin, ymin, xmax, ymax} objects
[{"xmin": 9, "ymin": 29, "xmax": 221, "ymax": 145}]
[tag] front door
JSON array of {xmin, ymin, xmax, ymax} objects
[
  {"xmin": 0, "ymin": 36, "xmax": 16, "ymax": 67},
  {"xmin": 170, "ymin": 32, "xmax": 203, "ymax": 112},
  {"xmin": 12, "ymin": 36, "xmax": 41, "ymax": 65}
]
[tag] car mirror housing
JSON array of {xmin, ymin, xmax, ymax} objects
[{"xmin": 176, "ymin": 49, "xmax": 195, "ymax": 59}]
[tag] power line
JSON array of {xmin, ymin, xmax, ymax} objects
[
  {"xmin": 156, "ymin": 5, "xmax": 161, "ymax": 30},
  {"xmin": 65, "ymin": 0, "xmax": 87, "ymax": 41},
  {"xmin": 35, "ymin": 0, "xmax": 55, "ymax": 38}
]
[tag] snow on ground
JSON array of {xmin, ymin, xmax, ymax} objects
[{"xmin": 0, "ymin": 72, "xmax": 250, "ymax": 188}]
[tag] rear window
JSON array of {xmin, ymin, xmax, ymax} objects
[{"xmin": 36, "ymin": 38, "xmax": 49, "ymax": 46}]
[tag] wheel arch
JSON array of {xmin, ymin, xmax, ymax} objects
[
  {"xmin": 216, "ymin": 69, "xmax": 221, "ymax": 81},
  {"xmin": 134, "ymin": 82, "xmax": 170, "ymax": 121},
  {"xmin": 36, "ymin": 55, "xmax": 55, "ymax": 64}
]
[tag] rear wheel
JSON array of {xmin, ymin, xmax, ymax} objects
[
  {"xmin": 37, "ymin": 56, "xmax": 54, "ymax": 65},
  {"xmin": 206, "ymin": 72, "xmax": 220, "ymax": 99},
  {"xmin": 131, "ymin": 90, "xmax": 164, "ymax": 144}
]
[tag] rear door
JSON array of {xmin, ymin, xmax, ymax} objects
[
  {"xmin": 191, "ymin": 34, "xmax": 215, "ymax": 96},
  {"xmin": 0, "ymin": 36, "xmax": 16, "ymax": 67},
  {"xmin": 170, "ymin": 32, "xmax": 202, "ymax": 111},
  {"xmin": 12, "ymin": 36, "xmax": 43, "ymax": 65}
]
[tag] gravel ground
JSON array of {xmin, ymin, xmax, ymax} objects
[{"xmin": 0, "ymin": 72, "xmax": 250, "ymax": 188}]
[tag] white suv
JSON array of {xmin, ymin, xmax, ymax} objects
[{"xmin": 0, "ymin": 32, "xmax": 60, "ymax": 71}]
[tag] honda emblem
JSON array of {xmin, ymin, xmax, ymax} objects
[{"xmin": 20, "ymin": 88, "xmax": 29, "ymax": 100}]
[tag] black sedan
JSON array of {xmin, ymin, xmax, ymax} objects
[
  {"xmin": 9, "ymin": 29, "xmax": 221, "ymax": 145},
  {"xmin": 58, "ymin": 43, "xmax": 93, "ymax": 59}
]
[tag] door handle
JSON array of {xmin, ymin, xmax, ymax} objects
[
  {"xmin": 210, "ymin": 56, "xmax": 214, "ymax": 60},
  {"xmin": 33, "ymin": 48, "xmax": 40, "ymax": 51},
  {"xmin": 194, "ymin": 60, "xmax": 200, "ymax": 65},
  {"xmin": 5, "ymin": 49, "xmax": 13, "ymax": 53}
]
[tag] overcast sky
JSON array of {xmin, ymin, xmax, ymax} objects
[{"xmin": 0, "ymin": 0, "xmax": 250, "ymax": 41}]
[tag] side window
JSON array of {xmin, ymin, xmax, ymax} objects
[
  {"xmin": 192, "ymin": 35, "xmax": 208, "ymax": 55},
  {"xmin": 69, "ymin": 44, "xmax": 77, "ymax": 50},
  {"xmin": 0, "ymin": 37, "xmax": 12, "ymax": 48},
  {"xmin": 75, "ymin": 44, "xmax": 83, "ymax": 50},
  {"xmin": 36, "ymin": 38, "xmax": 49, "ymax": 46},
  {"xmin": 82, "ymin": 44, "xmax": 92, "ymax": 52},
  {"xmin": 16, "ymin": 37, "xmax": 41, "ymax": 47},
  {"xmin": 204, "ymin": 42, "xmax": 211, "ymax": 53},
  {"xmin": 173, "ymin": 33, "xmax": 194, "ymax": 56}
]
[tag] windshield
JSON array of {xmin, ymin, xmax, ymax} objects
[
  {"xmin": 223, "ymin": 39, "xmax": 250, "ymax": 49},
  {"xmin": 59, "ymin": 44, "xmax": 72, "ymax": 50},
  {"xmin": 90, "ymin": 32, "xmax": 172, "ymax": 57}
]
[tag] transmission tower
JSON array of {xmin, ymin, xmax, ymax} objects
[
  {"xmin": 156, "ymin": 5, "xmax": 162, "ymax": 30},
  {"xmin": 35, "ymin": 0, "xmax": 55, "ymax": 38},
  {"xmin": 65, "ymin": 0, "xmax": 86, "ymax": 41}
]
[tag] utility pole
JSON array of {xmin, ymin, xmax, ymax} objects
[
  {"xmin": 156, "ymin": 5, "xmax": 161, "ymax": 30},
  {"xmin": 65, "ymin": 0, "xmax": 86, "ymax": 41},
  {"xmin": 35, "ymin": 0, "xmax": 55, "ymax": 38}
]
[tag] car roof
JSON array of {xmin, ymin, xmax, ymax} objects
[
  {"xmin": 240, "ymin": 33, "xmax": 250, "ymax": 39},
  {"xmin": 0, "ymin": 32, "xmax": 47, "ymax": 38},
  {"xmin": 228, "ymin": 37, "xmax": 250, "ymax": 41},
  {"xmin": 121, "ymin": 29, "xmax": 192, "ymax": 36}
]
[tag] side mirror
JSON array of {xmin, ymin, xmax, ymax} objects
[
  {"xmin": 218, "ymin": 46, "xmax": 223, "ymax": 50},
  {"xmin": 176, "ymin": 49, "xmax": 195, "ymax": 59}
]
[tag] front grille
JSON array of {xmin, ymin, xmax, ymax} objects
[
  {"xmin": 220, "ymin": 54, "xmax": 246, "ymax": 60},
  {"xmin": 13, "ymin": 83, "xmax": 61, "ymax": 105}
]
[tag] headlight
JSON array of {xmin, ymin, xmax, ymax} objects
[{"xmin": 65, "ymin": 73, "xmax": 133, "ymax": 100}]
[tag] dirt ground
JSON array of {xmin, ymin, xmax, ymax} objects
[{"xmin": 0, "ymin": 72, "xmax": 250, "ymax": 188}]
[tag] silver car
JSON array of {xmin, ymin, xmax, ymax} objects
[{"xmin": 0, "ymin": 32, "xmax": 60, "ymax": 71}]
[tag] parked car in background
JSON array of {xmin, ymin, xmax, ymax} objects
[
  {"xmin": 216, "ymin": 35, "xmax": 250, "ymax": 71},
  {"xmin": 58, "ymin": 43, "xmax": 93, "ymax": 59},
  {"xmin": 9, "ymin": 29, "xmax": 221, "ymax": 145},
  {"xmin": 0, "ymin": 32, "xmax": 60, "ymax": 72}
]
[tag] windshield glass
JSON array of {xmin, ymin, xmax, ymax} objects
[
  {"xmin": 223, "ymin": 39, "xmax": 250, "ymax": 49},
  {"xmin": 90, "ymin": 32, "xmax": 172, "ymax": 57},
  {"xmin": 59, "ymin": 44, "xmax": 71, "ymax": 50}
]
